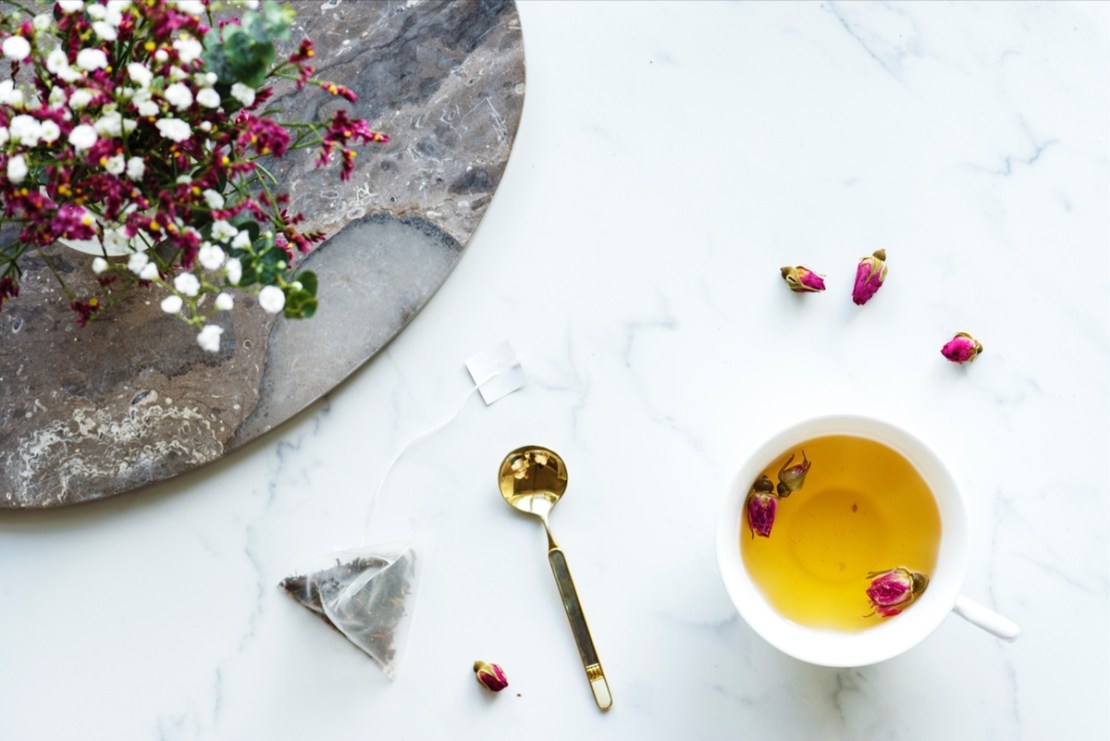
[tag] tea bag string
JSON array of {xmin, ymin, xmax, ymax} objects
[
  {"xmin": 358, "ymin": 341, "xmax": 526, "ymax": 544},
  {"xmin": 359, "ymin": 384, "xmax": 481, "ymax": 544}
]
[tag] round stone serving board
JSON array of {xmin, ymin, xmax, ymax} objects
[{"xmin": 0, "ymin": 0, "xmax": 525, "ymax": 508}]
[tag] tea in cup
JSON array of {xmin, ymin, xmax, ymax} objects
[{"xmin": 716, "ymin": 414, "xmax": 1019, "ymax": 666}]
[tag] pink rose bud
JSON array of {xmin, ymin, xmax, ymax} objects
[
  {"xmin": 776, "ymin": 450, "xmax": 810, "ymax": 497},
  {"xmin": 474, "ymin": 660, "xmax": 509, "ymax": 692},
  {"xmin": 941, "ymin": 332, "xmax": 983, "ymax": 364},
  {"xmin": 852, "ymin": 249, "xmax": 888, "ymax": 305},
  {"xmin": 780, "ymin": 265, "xmax": 826, "ymax": 293},
  {"xmin": 866, "ymin": 567, "xmax": 929, "ymax": 618},
  {"xmin": 746, "ymin": 475, "xmax": 778, "ymax": 538}
]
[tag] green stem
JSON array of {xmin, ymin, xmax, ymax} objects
[
  {"xmin": 34, "ymin": 245, "xmax": 75, "ymax": 301},
  {"xmin": 3, "ymin": 0, "xmax": 36, "ymax": 17}
]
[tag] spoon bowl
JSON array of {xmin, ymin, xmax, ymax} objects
[{"xmin": 498, "ymin": 446, "xmax": 568, "ymax": 521}]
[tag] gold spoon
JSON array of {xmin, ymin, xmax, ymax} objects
[{"xmin": 498, "ymin": 446, "xmax": 613, "ymax": 711}]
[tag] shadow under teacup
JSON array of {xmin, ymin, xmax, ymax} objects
[{"xmin": 716, "ymin": 414, "xmax": 1019, "ymax": 667}]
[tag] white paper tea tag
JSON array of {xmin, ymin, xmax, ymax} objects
[{"xmin": 466, "ymin": 341, "xmax": 526, "ymax": 405}]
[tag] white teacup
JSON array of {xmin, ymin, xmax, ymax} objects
[{"xmin": 716, "ymin": 414, "xmax": 1020, "ymax": 666}]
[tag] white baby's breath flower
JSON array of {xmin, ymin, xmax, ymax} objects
[
  {"xmin": 106, "ymin": 1, "xmax": 131, "ymax": 22},
  {"xmin": 231, "ymin": 231, "xmax": 251, "ymax": 249},
  {"xmin": 139, "ymin": 262, "xmax": 159, "ymax": 281},
  {"xmin": 156, "ymin": 117, "xmax": 191, "ymax": 142},
  {"xmin": 0, "ymin": 80, "xmax": 24, "ymax": 108},
  {"xmin": 195, "ymin": 88, "xmax": 220, "ymax": 109},
  {"xmin": 105, "ymin": 154, "xmax": 125, "ymax": 175},
  {"xmin": 92, "ymin": 21, "xmax": 118, "ymax": 41},
  {"xmin": 155, "ymin": 49, "xmax": 169, "ymax": 63},
  {"xmin": 136, "ymin": 99, "xmax": 160, "ymax": 118},
  {"xmin": 127, "ymin": 252, "xmax": 149, "ymax": 275},
  {"xmin": 76, "ymin": 48, "xmax": 108, "ymax": 71},
  {"xmin": 195, "ymin": 72, "xmax": 218, "ymax": 88},
  {"xmin": 122, "ymin": 118, "xmax": 137, "ymax": 134},
  {"xmin": 94, "ymin": 111, "xmax": 123, "ymax": 137},
  {"xmin": 32, "ymin": 14, "xmax": 52, "ymax": 32},
  {"xmin": 224, "ymin": 257, "xmax": 242, "ymax": 286},
  {"xmin": 175, "ymin": 174, "xmax": 192, "ymax": 185},
  {"xmin": 196, "ymin": 324, "xmax": 223, "ymax": 353},
  {"xmin": 68, "ymin": 124, "xmax": 98, "ymax": 151},
  {"xmin": 7, "ymin": 155, "xmax": 27, "ymax": 184},
  {"xmin": 198, "ymin": 243, "xmax": 225, "ymax": 271},
  {"xmin": 92, "ymin": 257, "xmax": 109, "ymax": 274},
  {"xmin": 68, "ymin": 89, "xmax": 94, "ymax": 110},
  {"xmin": 0, "ymin": 127, "xmax": 9, "ymax": 147},
  {"xmin": 172, "ymin": 0, "xmax": 207, "ymax": 16},
  {"xmin": 214, "ymin": 292, "xmax": 234, "ymax": 311},
  {"xmin": 168, "ymin": 66, "xmax": 188, "ymax": 82},
  {"xmin": 202, "ymin": 190, "xmax": 225, "ymax": 209},
  {"xmin": 161, "ymin": 295, "xmax": 183, "ymax": 314},
  {"xmin": 174, "ymin": 272, "xmax": 200, "ymax": 297},
  {"xmin": 2, "ymin": 36, "xmax": 31, "ymax": 61},
  {"xmin": 198, "ymin": 121, "xmax": 212, "ymax": 132},
  {"xmin": 58, "ymin": 0, "xmax": 86, "ymax": 12},
  {"xmin": 126, "ymin": 157, "xmax": 145, "ymax": 180},
  {"xmin": 48, "ymin": 86, "xmax": 66, "ymax": 106},
  {"xmin": 164, "ymin": 83, "xmax": 193, "ymax": 111},
  {"xmin": 258, "ymin": 286, "xmax": 286, "ymax": 314},
  {"xmin": 9, "ymin": 115, "xmax": 41, "ymax": 146},
  {"xmin": 173, "ymin": 37, "xmax": 203, "ymax": 65},
  {"xmin": 211, "ymin": 220, "xmax": 238, "ymax": 243},
  {"xmin": 128, "ymin": 62, "xmax": 153, "ymax": 88},
  {"xmin": 230, "ymin": 82, "xmax": 255, "ymax": 107},
  {"xmin": 46, "ymin": 48, "xmax": 78, "ymax": 81},
  {"xmin": 87, "ymin": 3, "xmax": 106, "ymax": 19},
  {"xmin": 103, "ymin": 227, "xmax": 130, "ymax": 252},
  {"xmin": 39, "ymin": 120, "xmax": 60, "ymax": 144}
]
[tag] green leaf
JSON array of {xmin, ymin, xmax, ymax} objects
[
  {"xmin": 297, "ymin": 270, "xmax": 318, "ymax": 297},
  {"xmin": 222, "ymin": 26, "xmax": 273, "ymax": 89}
]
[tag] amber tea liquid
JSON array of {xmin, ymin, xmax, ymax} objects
[{"xmin": 740, "ymin": 435, "xmax": 941, "ymax": 631}]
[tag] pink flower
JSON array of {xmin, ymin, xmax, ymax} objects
[
  {"xmin": 473, "ymin": 661, "xmax": 509, "ymax": 692},
  {"xmin": 866, "ymin": 567, "xmax": 928, "ymax": 618},
  {"xmin": 852, "ymin": 249, "xmax": 888, "ymax": 305},
  {"xmin": 941, "ymin": 332, "xmax": 983, "ymax": 364},
  {"xmin": 745, "ymin": 475, "xmax": 778, "ymax": 538},
  {"xmin": 780, "ymin": 265, "xmax": 826, "ymax": 293}
]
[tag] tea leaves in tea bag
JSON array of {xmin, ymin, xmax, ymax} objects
[{"xmin": 280, "ymin": 545, "xmax": 418, "ymax": 679}]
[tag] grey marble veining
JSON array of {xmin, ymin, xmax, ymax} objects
[{"xmin": 0, "ymin": 0, "xmax": 525, "ymax": 508}]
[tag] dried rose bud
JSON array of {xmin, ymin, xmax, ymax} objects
[
  {"xmin": 776, "ymin": 451, "xmax": 810, "ymax": 496},
  {"xmin": 941, "ymin": 332, "xmax": 983, "ymax": 364},
  {"xmin": 866, "ymin": 567, "xmax": 929, "ymax": 618},
  {"xmin": 474, "ymin": 660, "xmax": 509, "ymax": 692},
  {"xmin": 780, "ymin": 265, "xmax": 826, "ymax": 293},
  {"xmin": 852, "ymin": 249, "xmax": 888, "ymax": 305},
  {"xmin": 746, "ymin": 475, "xmax": 778, "ymax": 538}
]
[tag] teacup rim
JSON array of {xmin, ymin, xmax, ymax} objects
[{"xmin": 715, "ymin": 413, "xmax": 971, "ymax": 666}]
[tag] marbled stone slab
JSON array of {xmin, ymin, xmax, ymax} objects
[{"xmin": 0, "ymin": 0, "xmax": 524, "ymax": 508}]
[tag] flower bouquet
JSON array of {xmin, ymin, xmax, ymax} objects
[{"xmin": 0, "ymin": 0, "xmax": 388, "ymax": 352}]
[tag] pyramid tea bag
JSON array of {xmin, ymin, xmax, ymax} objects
[{"xmin": 280, "ymin": 542, "xmax": 420, "ymax": 679}]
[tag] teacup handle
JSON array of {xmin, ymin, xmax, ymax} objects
[{"xmin": 952, "ymin": 595, "xmax": 1021, "ymax": 641}]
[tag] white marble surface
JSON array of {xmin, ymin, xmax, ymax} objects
[{"xmin": 1, "ymin": 1, "xmax": 1107, "ymax": 738}]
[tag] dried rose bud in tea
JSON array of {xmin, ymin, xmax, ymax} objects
[
  {"xmin": 780, "ymin": 265, "xmax": 826, "ymax": 293},
  {"xmin": 776, "ymin": 451, "xmax": 811, "ymax": 497},
  {"xmin": 866, "ymin": 567, "xmax": 929, "ymax": 618},
  {"xmin": 474, "ymin": 661, "xmax": 509, "ymax": 692},
  {"xmin": 746, "ymin": 475, "xmax": 778, "ymax": 538},
  {"xmin": 852, "ymin": 249, "xmax": 888, "ymax": 306},
  {"xmin": 940, "ymin": 332, "xmax": 983, "ymax": 364}
]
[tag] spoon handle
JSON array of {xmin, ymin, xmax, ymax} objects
[{"xmin": 548, "ymin": 547, "xmax": 612, "ymax": 711}]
